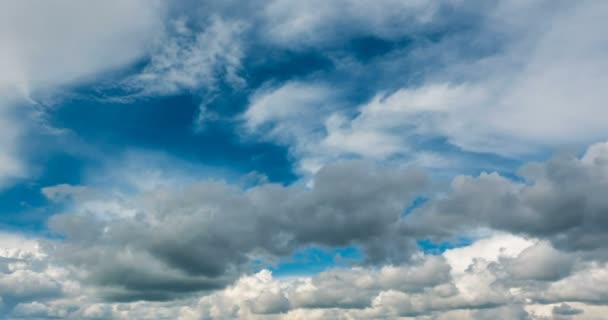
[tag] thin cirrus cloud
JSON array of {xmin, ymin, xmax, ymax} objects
[{"xmin": 0, "ymin": 1, "xmax": 607, "ymax": 320}]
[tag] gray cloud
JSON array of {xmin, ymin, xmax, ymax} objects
[
  {"xmin": 500, "ymin": 242, "xmax": 575, "ymax": 282},
  {"xmin": 46, "ymin": 160, "xmax": 427, "ymax": 300},
  {"xmin": 2, "ymin": 231, "xmax": 607, "ymax": 319},
  {"xmin": 406, "ymin": 142, "xmax": 608, "ymax": 256},
  {"xmin": 553, "ymin": 303, "xmax": 583, "ymax": 316}
]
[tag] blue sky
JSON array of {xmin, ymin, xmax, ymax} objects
[
  {"xmin": 0, "ymin": 2, "xmax": 525, "ymax": 236},
  {"xmin": 1, "ymin": 1, "xmax": 608, "ymax": 319}
]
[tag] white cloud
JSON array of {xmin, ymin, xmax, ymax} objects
[
  {"xmin": 0, "ymin": 0, "xmax": 164, "ymax": 93},
  {"xmin": 345, "ymin": 1, "xmax": 608, "ymax": 155},
  {"xmin": 244, "ymin": 82, "xmax": 337, "ymax": 139},
  {"xmin": 243, "ymin": 82, "xmax": 341, "ymax": 173},
  {"xmin": 0, "ymin": 0, "xmax": 166, "ymax": 188},
  {"xmin": 323, "ymin": 84, "xmax": 490, "ymax": 158},
  {"xmin": 176, "ymin": 233, "xmax": 608, "ymax": 320},
  {"xmin": 241, "ymin": 1, "xmax": 608, "ymax": 171},
  {"xmin": 261, "ymin": 0, "xmax": 439, "ymax": 47},
  {"xmin": 0, "ymin": 102, "xmax": 25, "ymax": 188},
  {"xmin": 443, "ymin": 233, "xmax": 533, "ymax": 275},
  {"xmin": 0, "ymin": 232, "xmax": 76, "ymax": 316},
  {"xmin": 124, "ymin": 16, "xmax": 246, "ymax": 97}
]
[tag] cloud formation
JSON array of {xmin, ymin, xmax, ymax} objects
[
  {"xmin": 3, "ymin": 232, "xmax": 606, "ymax": 319},
  {"xmin": 239, "ymin": 0, "xmax": 608, "ymax": 172},
  {"xmin": 45, "ymin": 161, "xmax": 426, "ymax": 301},
  {"xmin": 3, "ymin": 142, "xmax": 605, "ymax": 318},
  {"xmin": 1, "ymin": 1, "xmax": 608, "ymax": 319},
  {"xmin": 407, "ymin": 141, "xmax": 608, "ymax": 257}
]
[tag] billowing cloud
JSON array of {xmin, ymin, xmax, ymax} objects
[
  {"xmin": 2, "ymin": 227, "xmax": 608, "ymax": 319},
  {"xmin": 407, "ymin": 141, "xmax": 608, "ymax": 257},
  {"xmin": 174, "ymin": 233, "xmax": 608, "ymax": 320},
  {"xmin": 0, "ymin": 232, "xmax": 76, "ymax": 316},
  {"xmin": 44, "ymin": 160, "xmax": 426, "ymax": 300}
]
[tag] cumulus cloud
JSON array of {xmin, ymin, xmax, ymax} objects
[
  {"xmin": 0, "ymin": 232, "xmax": 75, "ymax": 317},
  {"xmin": 44, "ymin": 160, "xmax": 426, "ymax": 300},
  {"xmin": 24, "ymin": 147, "xmax": 608, "ymax": 318},
  {"xmin": 501, "ymin": 241, "xmax": 575, "ymax": 282},
  {"xmin": 7, "ymin": 142, "xmax": 601, "ymax": 318},
  {"xmin": 406, "ymin": 141, "xmax": 608, "ymax": 256},
  {"xmin": 1, "ymin": 229, "xmax": 607, "ymax": 319},
  {"xmin": 177, "ymin": 233, "xmax": 608, "ymax": 320}
]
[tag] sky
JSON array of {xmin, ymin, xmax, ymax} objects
[{"xmin": 0, "ymin": 0, "xmax": 608, "ymax": 319}]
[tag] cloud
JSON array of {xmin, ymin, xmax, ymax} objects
[
  {"xmin": 0, "ymin": 0, "xmax": 166, "ymax": 188},
  {"xmin": 552, "ymin": 303, "xmax": 583, "ymax": 316},
  {"xmin": 177, "ymin": 233, "xmax": 608, "ymax": 319},
  {"xmin": 242, "ymin": 81, "xmax": 342, "ymax": 173},
  {"xmin": 322, "ymin": 84, "xmax": 489, "ymax": 158},
  {"xmin": 123, "ymin": 16, "xmax": 246, "ymax": 97},
  {"xmin": 44, "ymin": 160, "xmax": 426, "ymax": 300},
  {"xmin": 0, "ymin": 0, "xmax": 164, "ymax": 93},
  {"xmin": 406, "ymin": 141, "xmax": 608, "ymax": 257},
  {"xmin": 1, "ymin": 1, "xmax": 608, "ymax": 319},
  {"xmin": 21, "ymin": 142, "xmax": 608, "ymax": 317},
  {"xmin": 0, "ymin": 102, "xmax": 25, "ymax": 188},
  {"xmin": 236, "ymin": 0, "xmax": 608, "ymax": 172},
  {"xmin": 0, "ymin": 232, "xmax": 75, "ymax": 317},
  {"xmin": 1, "ymin": 230, "xmax": 607, "ymax": 319},
  {"xmin": 260, "ymin": 0, "xmax": 440, "ymax": 48},
  {"xmin": 501, "ymin": 241, "xmax": 575, "ymax": 282}
]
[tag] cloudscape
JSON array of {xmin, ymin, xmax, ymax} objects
[{"xmin": 1, "ymin": 1, "xmax": 608, "ymax": 319}]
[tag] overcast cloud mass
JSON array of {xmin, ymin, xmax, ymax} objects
[{"xmin": 1, "ymin": 0, "xmax": 608, "ymax": 319}]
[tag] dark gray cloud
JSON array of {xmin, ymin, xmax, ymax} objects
[
  {"xmin": 46, "ymin": 160, "xmax": 427, "ymax": 300},
  {"xmin": 553, "ymin": 303, "xmax": 583, "ymax": 316},
  {"xmin": 406, "ymin": 142, "xmax": 608, "ymax": 256},
  {"xmin": 3, "ymin": 230, "xmax": 608, "ymax": 319},
  {"xmin": 42, "ymin": 141, "xmax": 608, "ymax": 309}
]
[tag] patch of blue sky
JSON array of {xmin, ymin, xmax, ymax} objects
[
  {"xmin": 264, "ymin": 246, "xmax": 364, "ymax": 277},
  {"xmin": 0, "ymin": 153, "xmax": 84, "ymax": 232},
  {"xmin": 417, "ymin": 236, "xmax": 474, "ymax": 255},
  {"xmin": 0, "ymin": 13, "xmax": 545, "ymax": 240},
  {"xmin": 48, "ymin": 92, "xmax": 296, "ymax": 184},
  {"xmin": 244, "ymin": 48, "xmax": 335, "ymax": 87},
  {"xmin": 403, "ymin": 196, "xmax": 429, "ymax": 217}
]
